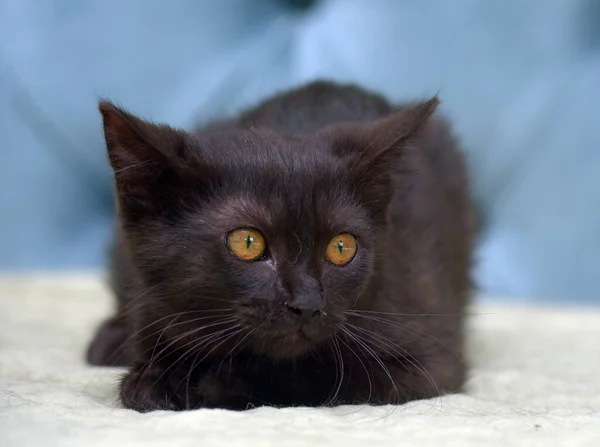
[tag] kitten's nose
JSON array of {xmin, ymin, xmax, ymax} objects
[
  {"xmin": 286, "ymin": 303, "xmax": 322, "ymax": 322},
  {"xmin": 285, "ymin": 270, "xmax": 324, "ymax": 322}
]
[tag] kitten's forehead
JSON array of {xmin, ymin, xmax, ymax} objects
[
  {"xmin": 205, "ymin": 181, "xmax": 369, "ymax": 240},
  {"xmin": 209, "ymin": 189, "xmax": 363, "ymax": 230},
  {"xmin": 201, "ymin": 129, "xmax": 329, "ymax": 173},
  {"xmin": 196, "ymin": 130, "xmax": 372, "ymax": 236}
]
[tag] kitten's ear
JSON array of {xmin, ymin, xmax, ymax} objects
[
  {"xmin": 99, "ymin": 101, "xmax": 186, "ymax": 194},
  {"xmin": 332, "ymin": 96, "xmax": 440, "ymax": 218},
  {"xmin": 349, "ymin": 95, "xmax": 439, "ymax": 171}
]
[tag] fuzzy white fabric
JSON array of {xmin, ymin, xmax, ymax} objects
[{"xmin": 1, "ymin": 276, "xmax": 599, "ymax": 447}]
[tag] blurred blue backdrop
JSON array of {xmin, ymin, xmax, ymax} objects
[{"xmin": 0, "ymin": 0, "xmax": 598, "ymax": 302}]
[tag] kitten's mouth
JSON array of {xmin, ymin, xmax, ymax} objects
[
  {"xmin": 260, "ymin": 324, "xmax": 331, "ymax": 359},
  {"xmin": 275, "ymin": 325, "xmax": 316, "ymax": 342},
  {"xmin": 273, "ymin": 330, "xmax": 308, "ymax": 345}
]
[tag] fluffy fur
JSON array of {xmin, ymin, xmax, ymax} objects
[{"xmin": 86, "ymin": 81, "xmax": 475, "ymax": 412}]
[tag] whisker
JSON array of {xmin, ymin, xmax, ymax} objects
[
  {"xmin": 341, "ymin": 312, "xmax": 461, "ymax": 360},
  {"xmin": 112, "ymin": 300, "xmax": 232, "ymax": 321},
  {"xmin": 186, "ymin": 296, "xmax": 236, "ymax": 305},
  {"xmin": 343, "ymin": 310, "xmax": 482, "ymax": 317},
  {"xmin": 216, "ymin": 328, "xmax": 256, "ymax": 375},
  {"xmin": 324, "ymin": 340, "xmax": 340, "ymax": 406},
  {"xmin": 335, "ymin": 327, "xmax": 373, "ymax": 405},
  {"xmin": 95, "ymin": 309, "xmax": 234, "ymax": 366},
  {"xmin": 143, "ymin": 313, "xmax": 236, "ymax": 355},
  {"xmin": 180, "ymin": 327, "xmax": 247, "ymax": 409},
  {"xmin": 339, "ymin": 325, "xmax": 400, "ymax": 405},
  {"xmin": 113, "ymin": 160, "xmax": 152, "ymax": 175},
  {"xmin": 152, "ymin": 325, "xmax": 243, "ymax": 393},
  {"xmin": 139, "ymin": 318, "xmax": 239, "ymax": 379},
  {"xmin": 148, "ymin": 313, "xmax": 185, "ymax": 367},
  {"xmin": 118, "ymin": 282, "xmax": 165, "ymax": 314},
  {"xmin": 324, "ymin": 336, "xmax": 344, "ymax": 406},
  {"xmin": 345, "ymin": 322, "xmax": 441, "ymax": 402}
]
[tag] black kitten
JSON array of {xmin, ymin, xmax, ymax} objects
[{"xmin": 87, "ymin": 81, "xmax": 475, "ymax": 412}]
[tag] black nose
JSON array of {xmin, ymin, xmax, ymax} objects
[{"xmin": 286, "ymin": 304, "xmax": 321, "ymax": 322}]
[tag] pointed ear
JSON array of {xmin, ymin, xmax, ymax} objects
[
  {"xmin": 349, "ymin": 95, "xmax": 439, "ymax": 172},
  {"xmin": 330, "ymin": 96, "xmax": 440, "ymax": 218},
  {"xmin": 99, "ymin": 101, "xmax": 188, "ymax": 196}
]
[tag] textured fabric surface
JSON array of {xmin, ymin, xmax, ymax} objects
[
  {"xmin": 1, "ymin": 276, "xmax": 599, "ymax": 446},
  {"xmin": 1, "ymin": 0, "xmax": 599, "ymax": 302}
]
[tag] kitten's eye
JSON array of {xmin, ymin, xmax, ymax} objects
[
  {"xmin": 325, "ymin": 233, "xmax": 357, "ymax": 266},
  {"xmin": 226, "ymin": 228, "xmax": 266, "ymax": 261}
]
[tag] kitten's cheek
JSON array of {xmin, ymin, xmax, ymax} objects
[{"xmin": 324, "ymin": 258, "xmax": 370, "ymax": 292}]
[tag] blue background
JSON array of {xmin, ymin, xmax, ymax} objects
[{"xmin": 1, "ymin": 0, "xmax": 598, "ymax": 302}]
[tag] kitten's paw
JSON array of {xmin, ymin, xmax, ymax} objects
[
  {"xmin": 194, "ymin": 363, "xmax": 251, "ymax": 410},
  {"xmin": 86, "ymin": 317, "xmax": 130, "ymax": 366},
  {"xmin": 120, "ymin": 361, "xmax": 252, "ymax": 412},
  {"xmin": 120, "ymin": 364, "xmax": 199, "ymax": 412}
]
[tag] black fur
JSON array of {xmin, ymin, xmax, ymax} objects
[{"xmin": 86, "ymin": 81, "xmax": 475, "ymax": 412}]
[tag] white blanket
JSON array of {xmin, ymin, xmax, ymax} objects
[{"xmin": 1, "ymin": 276, "xmax": 599, "ymax": 446}]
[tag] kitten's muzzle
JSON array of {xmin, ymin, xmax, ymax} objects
[
  {"xmin": 285, "ymin": 289, "xmax": 325, "ymax": 324},
  {"xmin": 285, "ymin": 303, "xmax": 323, "ymax": 323},
  {"xmin": 283, "ymin": 270, "xmax": 325, "ymax": 324}
]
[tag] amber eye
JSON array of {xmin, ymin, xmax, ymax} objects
[
  {"xmin": 325, "ymin": 233, "xmax": 357, "ymax": 266},
  {"xmin": 226, "ymin": 228, "xmax": 266, "ymax": 261}
]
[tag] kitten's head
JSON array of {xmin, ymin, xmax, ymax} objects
[{"xmin": 100, "ymin": 97, "xmax": 438, "ymax": 359}]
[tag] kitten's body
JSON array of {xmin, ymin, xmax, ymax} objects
[{"xmin": 87, "ymin": 81, "xmax": 474, "ymax": 412}]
